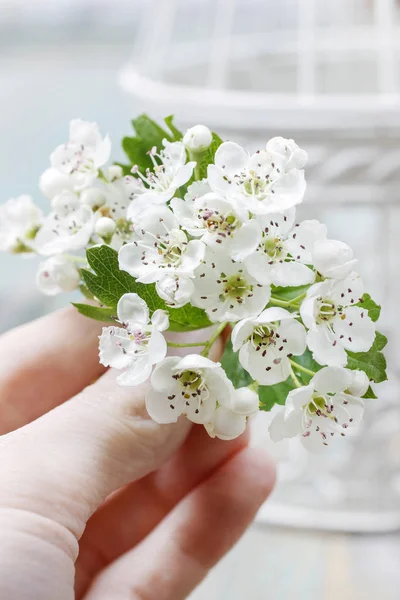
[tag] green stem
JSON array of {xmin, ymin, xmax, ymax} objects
[
  {"xmin": 269, "ymin": 292, "xmax": 307, "ymax": 309},
  {"xmin": 167, "ymin": 340, "xmax": 207, "ymax": 348},
  {"xmin": 248, "ymin": 380, "xmax": 259, "ymax": 393},
  {"xmin": 201, "ymin": 322, "xmax": 228, "ymax": 356},
  {"xmin": 290, "ymin": 368, "xmax": 302, "ymax": 388},
  {"xmin": 289, "ymin": 359, "xmax": 316, "ymax": 378}
]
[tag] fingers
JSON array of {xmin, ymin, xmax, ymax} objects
[
  {"xmin": 75, "ymin": 426, "xmax": 249, "ymax": 597},
  {"xmin": 0, "ymin": 331, "xmax": 224, "ymax": 543},
  {"xmin": 0, "ymin": 307, "xmax": 106, "ymax": 434},
  {"xmin": 83, "ymin": 447, "xmax": 276, "ymax": 600}
]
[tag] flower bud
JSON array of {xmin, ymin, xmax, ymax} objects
[
  {"xmin": 183, "ymin": 125, "xmax": 212, "ymax": 151},
  {"xmin": 39, "ymin": 168, "xmax": 73, "ymax": 200},
  {"xmin": 95, "ymin": 216, "xmax": 117, "ymax": 238},
  {"xmin": 36, "ymin": 255, "xmax": 80, "ymax": 296},
  {"xmin": 231, "ymin": 387, "xmax": 259, "ymax": 415},
  {"xmin": 81, "ymin": 187, "xmax": 106, "ymax": 209},
  {"xmin": 207, "ymin": 406, "xmax": 247, "ymax": 441},
  {"xmin": 106, "ymin": 165, "xmax": 124, "ymax": 181}
]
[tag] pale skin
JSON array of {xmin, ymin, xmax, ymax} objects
[{"xmin": 0, "ymin": 308, "xmax": 276, "ymax": 600}]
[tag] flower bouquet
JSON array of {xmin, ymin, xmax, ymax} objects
[{"xmin": 0, "ymin": 115, "xmax": 387, "ymax": 451}]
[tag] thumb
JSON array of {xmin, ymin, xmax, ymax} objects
[{"xmin": 0, "ymin": 328, "xmax": 224, "ymax": 541}]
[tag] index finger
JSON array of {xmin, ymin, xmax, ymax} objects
[{"xmin": 0, "ymin": 306, "xmax": 106, "ymax": 434}]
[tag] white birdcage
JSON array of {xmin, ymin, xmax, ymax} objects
[{"xmin": 119, "ymin": 0, "xmax": 400, "ymax": 532}]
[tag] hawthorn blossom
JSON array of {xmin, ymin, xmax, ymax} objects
[
  {"xmin": 207, "ymin": 139, "xmax": 306, "ymax": 215},
  {"xmin": 35, "ymin": 198, "xmax": 94, "ymax": 256},
  {"xmin": 156, "ymin": 273, "xmax": 195, "ymax": 308},
  {"xmin": 269, "ymin": 366, "xmax": 368, "ymax": 451},
  {"xmin": 171, "ymin": 192, "xmax": 260, "ymax": 260},
  {"xmin": 39, "ymin": 168, "xmax": 74, "ymax": 200},
  {"xmin": 129, "ymin": 140, "xmax": 196, "ymax": 206},
  {"xmin": 300, "ymin": 276, "xmax": 375, "ymax": 367},
  {"xmin": 312, "ymin": 239, "xmax": 358, "ymax": 280},
  {"xmin": 244, "ymin": 209, "xmax": 326, "ymax": 286},
  {"xmin": 145, "ymin": 354, "xmax": 233, "ymax": 425},
  {"xmin": 192, "ymin": 249, "xmax": 271, "ymax": 322},
  {"xmin": 205, "ymin": 387, "xmax": 260, "ymax": 440},
  {"xmin": 49, "ymin": 119, "xmax": 111, "ymax": 192},
  {"xmin": 99, "ymin": 293, "xmax": 169, "ymax": 386},
  {"xmin": 0, "ymin": 195, "xmax": 42, "ymax": 253},
  {"xmin": 266, "ymin": 137, "xmax": 308, "ymax": 171},
  {"xmin": 36, "ymin": 255, "xmax": 80, "ymax": 295},
  {"xmin": 119, "ymin": 205, "xmax": 205, "ymax": 284},
  {"xmin": 232, "ymin": 307, "xmax": 307, "ymax": 385},
  {"xmin": 183, "ymin": 124, "xmax": 212, "ymax": 151}
]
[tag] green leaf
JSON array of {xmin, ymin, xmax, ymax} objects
[
  {"xmin": 271, "ymin": 284, "xmax": 310, "ymax": 302},
  {"xmin": 72, "ymin": 303, "xmax": 116, "ymax": 323},
  {"xmin": 169, "ymin": 304, "xmax": 212, "ymax": 332},
  {"xmin": 81, "ymin": 245, "xmax": 211, "ymax": 331},
  {"xmin": 164, "ymin": 115, "xmax": 182, "ymax": 141},
  {"xmin": 346, "ymin": 331, "xmax": 388, "ymax": 383},
  {"xmin": 121, "ymin": 136, "xmax": 153, "ymax": 171},
  {"xmin": 356, "ymin": 293, "xmax": 381, "ymax": 322},
  {"xmin": 132, "ymin": 114, "xmax": 172, "ymax": 147},
  {"xmin": 363, "ymin": 385, "xmax": 377, "ymax": 399},
  {"xmin": 197, "ymin": 132, "xmax": 223, "ymax": 180},
  {"xmin": 82, "ymin": 245, "xmax": 165, "ymax": 312},
  {"xmin": 258, "ymin": 378, "xmax": 296, "ymax": 411},
  {"xmin": 221, "ymin": 339, "xmax": 253, "ymax": 388}
]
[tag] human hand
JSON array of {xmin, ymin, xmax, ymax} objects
[{"xmin": 0, "ymin": 308, "xmax": 275, "ymax": 600}]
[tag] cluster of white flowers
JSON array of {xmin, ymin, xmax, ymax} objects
[{"xmin": 1, "ymin": 119, "xmax": 380, "ymax": 448}]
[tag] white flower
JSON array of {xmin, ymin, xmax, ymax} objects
[
  {"xmin": 269, "ymin": 366, "xmax": 368, "ymax": 451},
  {"xmin": 244, "ymin": 209, "xmax": 326, "ymax": 286},
  {"xmin": 183, "ymin": 125, "xmax": 212, "ymax": 151},
  {"xmin": 39, "ymin": 168, "xmax": 74, "ymax": 200},
  {"xmin": 300, "ymin": 276, "xmax": 375, "ymax": 367},
  {"xmin": 192, "ymin": 249, "xmax": 271, "ymax": 322},
  {"xmin": 156, "ymin": 274, "xmax": 195, "ymax": 308},
  {"xmin": 95, "ymin": 217, "xmax": 117, "ymax": 238},
  {"xmin": 171, "ymin": 191, "xmax": 260, "ymax": 261},
  {"xmin": 35, "ymin": 199, "xmax": 94, "ymax": 256},
  {"xmin": 36, "ymin": 255, "xmax": 80, "ymax": 295},
  {"xmin": 266, "ymin": 137, "xmax": 308, "ymax": 171},
  {"xmin": 232, "ymin": 307, "xmax": 306, "ymax": 385},
  {"xmin": 0, "ymin": 195, "xmax": 43, "ymax": 253},
  {"xmin": 207, "ymin": 140, "xmax": 306, "ymax": 215},
  {"xmin": 312, "ymin": 239, "xmax": 358, "ymax": 280},
  {"xmin": 50, "ymin": 119, "xmax": 111, "ymax": 191},
  {"xmin": 205, "ymin": 387, "xmax": 259, "ymax": 440},
  {"xmin": 145, "ymin": 355, "xmax": 232, "ymax": 425},
  {"xmin": 119, "ymin": 205, "xmax": 205, "ymax": 284},
  {"xmin": 129, "ymin": 140, "xmax": 196, "ymax": 206},
  {"xmin": 81, "ymin": 187, "xmax": 106, "ymax": 209},
  {"xmin": 99, "ymin": 293, "xmax": 169, "ymax": 386}
]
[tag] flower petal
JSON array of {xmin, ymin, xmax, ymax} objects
[
  {"xmin": 286, "ymin": 219, "xmax": 327, "ymax": 264},
  {"xmin": 145, "ymin": 387, "xmax": 184, "ymax": 424},
  {"xmin": 269, "ymin": 260, "xmax": 315, "ymax": 287},
  {"xmin": 151, "ymin": 309, "xmax": 170, "ymax": 332},
  {"xmin": 307, "ymin": 326, "xmax": 348, "ymax": 367},
  {"xmin": 312, "ymin": 366, "xmax": 351, "ymax": 394},
  {"xmin": 347, "ymin": 369, "xmax": 369, "ymax": 397},
  {"xmin": 117, "ymin": 359, "xmax": 152, "ymax": 387},
  {"xmin": 333, "ymin": 306, "xmax": 375, "ymax": 352},
  {"xmin": 208, "ymin": 406, "xmax": 247, "ymax": 440},
  {"xmin": 117, "ymin": 292, "xmax": 149, "ymax": 326},
  {"xmin": 150, "ymin": 357, "xmax": 181, "ymax": 392},
  {"xmin": 231, "ymin": 387, "xmax": 259, "ymax": 415},
  {"xmin": 230, "ymin": 219, "xmax": 262, "ymax": 262},
  {"xmin": 214, "ymin": 141, "xmax": 248, "ymax": 175}
]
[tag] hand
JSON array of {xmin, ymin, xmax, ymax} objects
[{"xmin": 0, "ymin": 308, "xmax": 275, "ymax": 600}]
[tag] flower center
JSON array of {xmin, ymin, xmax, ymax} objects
[
  {"xmin": 316, "ymin": 298, "xmax": 341, "ymax": 324},
  {"xmin": 198, "ymin": 208, "xmax": 240, "ymax": 238},
  {"xmin": 219, "ymin": 271, "xmax": 252, "ymax": 303}
]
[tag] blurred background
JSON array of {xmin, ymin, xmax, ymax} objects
[{"xmin": 1, "ymin": 0, "xmax": 400, "ymax": 597}]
